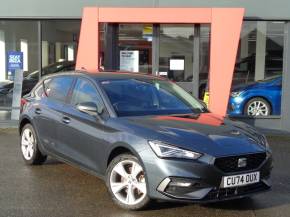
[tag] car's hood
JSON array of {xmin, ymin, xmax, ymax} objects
[
  {"xmin": 109, "ymin": 113, "xmax": 266, "ymax": 157},
  {"xmin": 232, "ymin": 81, "xmax": 268, "ymax": 92}
]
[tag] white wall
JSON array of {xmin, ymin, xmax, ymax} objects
[
  {"xmin": 0, "ymin": 0, "xmax": 290, "ymax": 20},
  {"xmin": 0, "ymin": 21, "xmax": 39, "ymax": 78}
]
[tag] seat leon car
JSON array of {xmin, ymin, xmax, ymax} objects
[{"xmin": 19, "ymin": 71, "xmax": 272, "ymax": 210}]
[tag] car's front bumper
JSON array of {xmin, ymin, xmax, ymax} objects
[
  {"xmin": 228, "ymin": 96, "xmax": 245, "ymax": 115},
  {"xmin": 140, "ymin": 148, "xmax": 272, "ymax": 203}
]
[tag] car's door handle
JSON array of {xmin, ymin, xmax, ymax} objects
[
  {"xmin": 62, "ymin": 116, "xmax": 71, "ymax": 124},
  {"xmin": 35, "ymin": 108, "xmax": 42, "ymax": 115}
]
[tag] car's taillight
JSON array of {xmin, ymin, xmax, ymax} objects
[{"xmin": 20, "ymin": 98, "xmax": 28, "ymax": 112}]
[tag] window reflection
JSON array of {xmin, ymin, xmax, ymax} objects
[
  {"xmin": 228, "ymin": 21, "xmax": 284, "ymax": 117},
  {"xmin": 0, "ymin": 21, "xmax": 39, "ymax": 110},
  {"xmin": 159, "ymin": 24, "xmax": 194, "ymax": 82},
  {"xmin": 118, "ymin": 24, "xmax": 153, "ymax": 74}
]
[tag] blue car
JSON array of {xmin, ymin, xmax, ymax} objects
[{"xmin": 228, "ymin": 76, "xmax": 282, "ymax": 116}]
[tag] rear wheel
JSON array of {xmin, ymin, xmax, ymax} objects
[
  {"xmin": 106, "ymin": 153, "xmax": 150, "ymax": 210},
  {"xmin": 20, "ymin": 124, "xmax": 47, "ymax": 165},
  {"xmin": 244, "ymin": 97, "xmax": 271, "ymax": 116}
]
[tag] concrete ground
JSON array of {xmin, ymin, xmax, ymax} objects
[{"xmin": 0, "ymin": 128, "xmax": 290, "ymax": 217}]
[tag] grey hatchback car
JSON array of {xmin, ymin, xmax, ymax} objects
[{"xmin": 19, "ymin": 71, "xmax": 272, "ymax": 210}]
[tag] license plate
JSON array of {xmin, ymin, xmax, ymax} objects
[{"xmin": 221, "ymin": 171, "xmax": 260, "ymax": 188}]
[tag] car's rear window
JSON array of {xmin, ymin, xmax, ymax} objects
[{"xmin": 44, "ymin": 76, "xmax": 74, "ymax": 103}]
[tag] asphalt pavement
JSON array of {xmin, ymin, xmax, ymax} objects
[{"xmin": 0, "ymin": 128, "xmax": 290, "ymax": 217}]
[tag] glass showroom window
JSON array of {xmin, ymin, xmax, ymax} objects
[
  {"xmin": 158, "ymin": 24, "xmax": 211, "ymax": 96},
  {"xmin": 118, "ymin": 24, "xmax": 153, "ymax": 74},
  {"xmin": 158, "ymin": 25, "xmax": 194, "ymax": 83},
  {"xmin": 199, "ymin": 24, "xmax": 210, "ymax": 100},
  {"xmin": 41, "ymin": 21, "xmax": 80, "ymax": 78},
  {"xmin": 228, "ymin": 21, "xmax": 284, "ymax": 117},
  {"xmin": 0, "ymin": 21, "xmax": 39, "ymax": 120}
]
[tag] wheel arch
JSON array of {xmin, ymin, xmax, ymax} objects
[
  {"xmin": 106, "ymin": 142, "xmax": 149, "ymax": 178},
  {"xmin": 107, "ymin": 144, "xmax": 142, "ymax": 167},
  {"xmin": 19, "ymin": 116, "xmax": 33, "ymax": 135}
]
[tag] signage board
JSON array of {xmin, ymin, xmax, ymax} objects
[
  {"xmin": 7, "ymin": 51, "xmax": 23, "ymax": 71},
  {"xmin": 120, "ymin": 50, "xmax": 139, "ymax": 72},
  {"xmin": 170, "ymin": 59, "xmax": 184, "ymax": 71},
  {"xmin": 8, "ymin": 51, "xmax": 24, "ymax": 120}
]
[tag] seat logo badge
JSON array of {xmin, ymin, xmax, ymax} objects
[
  {"xmin": 231, "ymin": 130, "xmax": 240, "ymax": 135},
  {"xmin": 238, "ymin": 158, "xmax": 247, "ymax": 168}
]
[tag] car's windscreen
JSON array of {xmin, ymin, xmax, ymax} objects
[{"xmin": 100, "ymin": 78, "xmax": 206, "ymax": 117}]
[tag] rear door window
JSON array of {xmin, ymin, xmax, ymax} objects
[
  {"xmin": 34, "ymin": 83, "xmax": 45, "ymax": 99},
  {"xmin": 44, "ymin": 76, "xmax": 74, "ymax": 103}
]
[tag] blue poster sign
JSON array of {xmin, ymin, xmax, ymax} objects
[{"xmin": 7, "ymin": 51, "xmax": 23, "ymax": 70}]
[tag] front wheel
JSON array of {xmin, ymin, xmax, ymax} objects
[
  {"xmin": 106, "ymin": 154, "xmax": 150, "ymax": 210},
  {"xmin": 20, "ymin": 124, "xmax": 47, "ymax": 165},
  {"xmin": 244, "ymin": 97, "xmax": 271, "ymax": 117}
]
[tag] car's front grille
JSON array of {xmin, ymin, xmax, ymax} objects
[
  {"xmin": 204, "ymin": 182, "xmax": 270, "ymax": 201},
  {"xmin": 215, "ymin": 152, "xmax": 266, "ymax": 173}
]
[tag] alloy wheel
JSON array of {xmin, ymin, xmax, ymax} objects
[
  {"xmin": 21, "ymin": 128, "xmax": 35, "ymax": 160},
  {"xmin": 247, "ymin": 100, "xmax": 269, "ymax": 116},
  {"xmin": 109, "ymin": 159, "xmax": 147, "ymax": 205}
]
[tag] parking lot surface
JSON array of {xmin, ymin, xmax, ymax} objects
[{"xmin": 0, "ymin": 128, "xmax": 290, "ymax": 217}]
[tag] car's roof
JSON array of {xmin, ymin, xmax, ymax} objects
[{"xmin": 44, "ymin": 70, "xmax": 167, "ymax": 81}]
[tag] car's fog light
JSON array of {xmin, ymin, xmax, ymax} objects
[
  {"xmin": 165, "ymin": 178, "xmax": 203, "ymax": 196},
  {"xmin": 169, "ymin": 182, "xmax": 192, "ymax": 187},
  {"xmin": 157, "ymin": 177, "xmax": 205, "ymax": 195},
  {"xmin": 168, "ymin": 178, "xmax": 201, "ymax": 188}
]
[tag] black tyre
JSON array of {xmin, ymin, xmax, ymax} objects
[
  {"xmin": 106, "ymin": 153, "xmax": 150, "ymax": 210},
  {"xmin": 244, "ymin": 97, "xmax": 271, "ymax": 116},
  {"xmin": 20, "ymin": 123, "xmax": 47, "ymax": 165}
]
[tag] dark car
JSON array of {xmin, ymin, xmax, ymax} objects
[
  {"xmin": 19, "ymin": 71, "xmax": 272, "ymax": 210},
  {"xmin": 0, "ymin": 61, "xmax": 75, "ymax": 107}
]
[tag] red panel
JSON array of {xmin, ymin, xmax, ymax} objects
[
  {"xmin": 99, "ymin": 8, "xmax": 211, "ymax": 23},
  {"xmin": 154, "ymin": 114, "xmax": 224, "ymax": 126},
  {"xmin": 209, "ymin": 8, "xmax": 244, "ymax": 116},
  {"xmin": 76, "ymin": 7, "xmax": 244, "ymax": 116},
  {"xmin": 76, "ymin": 8, "xmax": 99, "ymax": 71}
]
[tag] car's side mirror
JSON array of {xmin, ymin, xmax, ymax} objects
[{"xmin": 76, "ymin": 102, "xmax": 104, "ymax": 116}]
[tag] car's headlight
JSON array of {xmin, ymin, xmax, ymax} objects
[
  {"xmin": 148, "ymin": 141, "xmax": 202, "ymax": 160},
  {"xmin": 231, "ymin": 91, "xmax": 243, "ymax": 97}
]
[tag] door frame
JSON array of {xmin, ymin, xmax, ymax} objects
[
  {"xmin": 76, "ymin": 7, "xmax": 244, "ymax": 116},
  {"xmin": 103, "ymin": 23, "xmax": 201, "ymax": 97}
]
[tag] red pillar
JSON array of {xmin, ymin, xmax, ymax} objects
[
  {"xmin": 76, "ymin": 7, "xmax": 244, "ymax": 117},
  {"xmin": 76, "ymin": 7, "xmax": 99, "ymax": 71},
  {"xmin": 209, "ymin": 8, "xmax": 244, "ymax": 116}
]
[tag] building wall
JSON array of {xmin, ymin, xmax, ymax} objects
[
  {"xmin": 0, "ymin": 1, "xmax": 290, "ymax": 132},
  {"xmin": 0, "ymin": 0, "xmax": 289, "ymax": 20}
]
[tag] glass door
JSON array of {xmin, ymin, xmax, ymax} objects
[
  {"xmin": 118, "ymin": 24, "xmax": 153, "ymax": 74},
  {"xmin": 158, "ymin": 24, "xmax": 195, "ymax": 94},
  {"xmin": 101, "ymin": 23, "xmax": 207, "ymax": 98}
]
